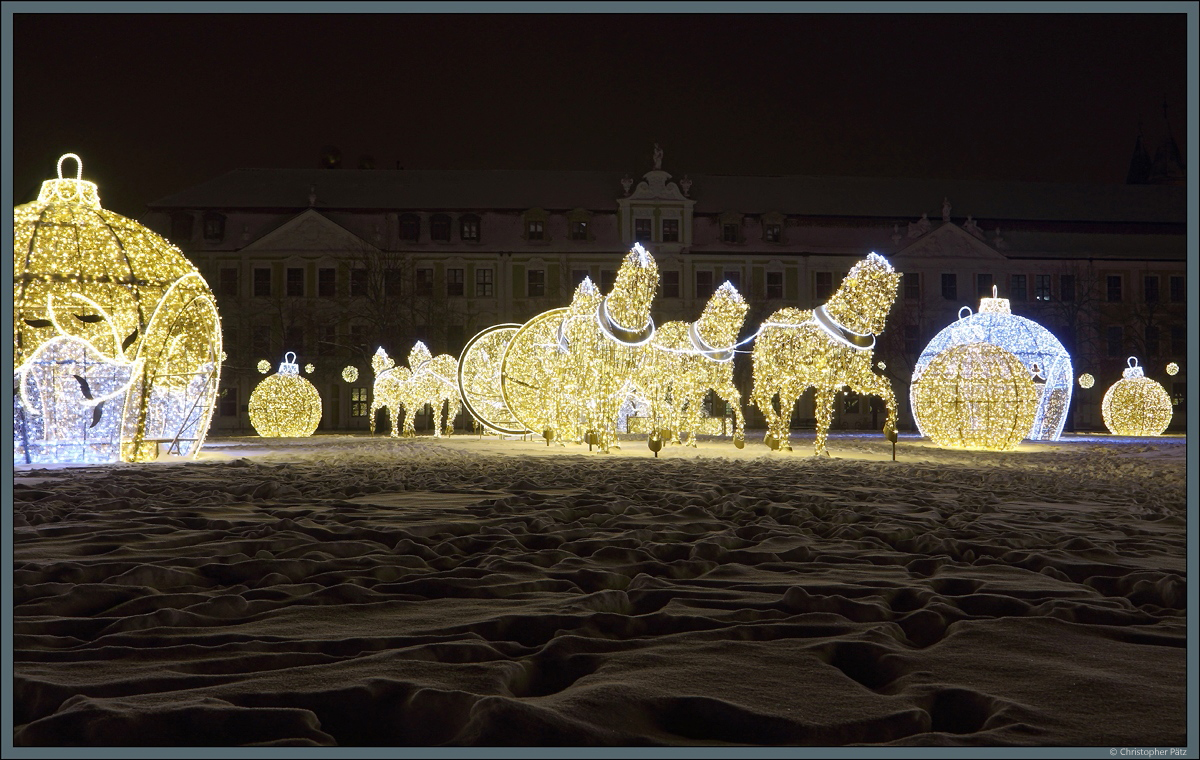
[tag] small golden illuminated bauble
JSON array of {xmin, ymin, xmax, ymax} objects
[
  {"xmin": 342, "ymin": 365, "xmax": 359, "ymax": 383},
  {"xmin": 257, "ymin": 360, "xmax": 271, "ymax": 374},
  {"xmin": 876, "ymin": 361, "xmax": 886, "ymax": 371},
  {"xmin": 1079, "ymin": 373, "xmax": 1095, "ymax": 389},
  {"xmin": 304, "ymin": 363, "xmax": 315, "ymax": 374},
  {"xmin": 14, "ymin": 154, "xmax": 221, "ymax": 464},
  {"xmin": 248, "ymin": 353, "xmax": 322, "ymax": 437},
  {"xmin": 1101, "ymin": 358, "xmax": 1172, "ymax": 436},
  {"xmin": 911, "ymin": 342, "xmax": 1038, "ymax": 451},
  {"xmin": 1165, "ymin": 362, "xmax": 1179, "ymax": 376}
]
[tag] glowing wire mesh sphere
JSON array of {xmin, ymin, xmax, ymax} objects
[
  {"xmin": 911, "ymin": 342, "xmax": 1038, "ymax": 451},
  {"xmin": 1165, "ymin": 362, "xmax": 1179, "ymax": 376},
  {"xmin": 248, "ymin": 353, "xmax": 322, "ymax": 437},
  {"xmin": 1101, "ymin": 358, "xmax": 1173, "ymax": 436},
  {"xmin": 14, "ymin": 154, "xmax": 221, "ymax": 464},
  {"xmin": 257, "ymin": 360, "xmax": 271, "ymax": 374},
  {"xmin": 501, "ymin": 308, "xmax": 572, "ymax": 438},
  {"xmin": 342, "ymin": 366, "xmax": 359, "ymax": 383},
  {"xmin": 458, "ymin": 324, "xmax": 529, "ymax": 435},
  {"xmin": 1079, "ymin": 373, "xmax": 1095, "ymax": 389},
  {"xmin": 912, "ymin": 295, "xmax": 1071, "ymax": 441}
]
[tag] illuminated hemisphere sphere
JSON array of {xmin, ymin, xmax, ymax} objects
[
  {"xmin": 1101, "ymin": 358, "xmax": 1173, "ymax": 436},
  {"xmin": 248, "ymin": 353, "xmax": 323, "ymax": 437},
  {"xmin": 912, "ymin": 296, "xmax": 1071, "ymax": 441},
  {"xmin": 910, "ymin": 342, "xmax": 1039, "ymax": 452},
  {"xmin": 458, "ymin": 323, "xmax": 530, "ymax": 435},
  {"xmin": 13, "ymin": 154, "xmax": 221, "ymax": 464}
]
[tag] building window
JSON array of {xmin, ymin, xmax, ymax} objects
[
  {"xmin": 319, "ymin": 325, "xmax": 337, "ymax": 356},
  {"xmin": 1011, "ymin": 274, "xmax": 1027, "ymax": 302},
  {"xmin": 1107, "ymin": 275, "xmax": 1122, "ymax": 302},
  {"xmin": 219, "ymin": 386, "xmax": 238, "ymax": 417},
  {"xmin": 415, "ymin": 268, "xmax": 434, "ymax": 297},
  {"xmin": 815, "ymin": 271, "xmax": 833, "ymax": 301},
  {"xmin": 286, "ymin": 267, "xmax": 304, "ymax": 297},
  {"xmin": 1145, "ymin": 325, "xmax": 1160, "ymax": 356},
  {"xmin": 399, "ymin": 214, "xmax": 420, "ymax": 242},
  {"xmin": 1144, "ymin": 275, "xmax": 1160, "ymax": 303},
  {"xmin": 904, "ymin": 325, "xmax": 919, "ymax": 356},
  {"xmin": 903, "ymin": 272, "xmax": 920, "ymax": 301},
  {"xmin": 1060, "ymin": 274, "xmax": 1075, "ymax": 302},
  {"xmin": 430, "ymin": 214, "xmax": 451, "ymax": 242},
  {"xmin": 941, "ymin": 273, "xmax": 957, "ymax": 301},
  {"xmin": 766, "ymin": 271, "xmax": 784, "ymax": 300},
  {"xmin": 384, "ymin": 269, "xmax": 403, "ymax": 298},
  {"xmin": 570, "ymin": 221, "xmax": 588, "ymax": 241},
  {"xmin": 219, "ymin": 267, "xmax": 238, "ymax": 297},
  {"xmin": 1171, "ymin": 382, "xmax": 1186, "ymax": 409},
  {"xmin": 476, "ymin": 268, "xmax": 493, "ymax": 297},
  {"xmin": 526, "ymin": 220, "xmax": 544, "ymax": 241},
  {"xmin": 662, "ymin": 271, "xmax": 680, "ymax": 298},
  {"xmin": 351, "ymin": 387, "xmax": 369, "ymax": 417},
  {"xmin": 447, "ymin": 268, "xmax": 464, "ymax": 297},
  {"xmin": 1171, "ymin": 326, "xmax": 1186, "ymax": 356},
  {"xmin": 723, "ymin": 270, "xmax": 741, "ymax": 291},
  {"xmin": 976, "ymin": 273, "xmax": 993, "ymax": 297},
  {"xmin": 842, "ymin": 392, "xmax": 860, "ymax": 414},
  {"xmin": 721, "ymin": 223, "xmax": 739, "ymax": 244},
  {"xmin": 1035, "ymin": 274, "xmax": 1051, "ymax": 301},
  {"xmin": 634, "ymin": 218, "xmax": 652, "ymax": 243},
  {"xmin": 203, "ymin": 213, "xmax": 225, "ymax": 243},
  {"xmin": 350, "ymin": 268, "xmax": 368, "ymax": 297},
  {"xmin": 1106, "ymin": 326, "xmax": 1123, "ymax": 357},
  {"xmin": 284, "ymin": 326, "xmax": 305, "ymax": 354},
  {"xmin": 350, "ymin": 325, "xmax": 369, "ymax": 354},
  {"xmin": 696, "ymin": 270, "xmax": 714, "ymax": 299},
  {"xmin": 600, "ymin": 269, "xmax": 616, "ymax": 293},
  {"xmin": 253, "ymin": 267, "xmax": 272, "ymax": 298},
  {"xmin": 764, "ymin": 223, "xmax": 782, "ymax": 243},
  {"xmin": 316, "ymin": 268, "xmax": 335, "ymax": 298},
  {"xmin": 1169, "ymin": 275, "xmax": 1185, "ymax": 303},
  {"xmin": 527, "ymin": 269, "xmax": 545, "ymax": 297},
  {"xmin": 662, "ymin": 219, "xmax": 679, "ymax": 242},
  {"xmin": 460, "ymin": 215, "xmax": 480, "ymax": 242},
  {"xmin": 252, "ymin": 324, "xmax": 271, "ymax": 356},
  {"xmin": 171, "ymin": 213, "xmax": 194, "ymax": 241}
]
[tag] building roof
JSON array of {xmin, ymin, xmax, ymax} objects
[{"xmin": 148, "ymin": 168, "xmax": 1187, "ymax": 226}]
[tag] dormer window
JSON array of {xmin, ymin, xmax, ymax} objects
[
  {"xmin": 460, "ymin": 214, "xmax": 480, "ymax": 242},
  {"xmin": 430, "ymin": 214, "xmax": 451, "ymax": 242},
  {"xmin": 764, "ymin": 223, "xmax": 781, "ymax": 243},
  {"xmin": 722, "ymin": 223, "xmax": 739, "ymax": 244},
  {"xmin": 399, "ymin": 214, "xmax": 420, "ymax": 242},
  {"xmin": 634, "ymin": 218, "xmax": 652, "ymax": 243},
  {"xmin": 203, "ymin": 212, "xmax": 225, "ymax": 243},
  {"xmin": 571, "ymin": 221, "xmax": 588, "ymax": 241},
  {"xmin": 527, "ymin": 220, "xmax": 544, "ymax": 240}
]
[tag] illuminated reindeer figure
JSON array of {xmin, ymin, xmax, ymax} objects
[
  {"xmin": 638, "ymin": 281, "xmax": 748, "ymax": 447},
  {"xmin": 369, "ymin": 342, "xmax": 461, "ymax": 438},
  {"xmin": 751, "ymin": 253, "xmax": 901, "ymax": 456}
]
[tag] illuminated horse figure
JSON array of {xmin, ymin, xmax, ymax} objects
[
  {"xmin": 639, "ymin": 281, "xmax": 748, "ymax": 447},
  {"xmin": 751, "ymin": 253, "xmax": 901, "ymax": 456},
  {"xmin": 369, "ymin": 342, "xmax": 461, "ymax": 437}
]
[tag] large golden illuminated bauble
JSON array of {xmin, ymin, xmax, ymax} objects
[
  {"xmin": 458, "ymin": 323, "xmax": 529, "ymax": 435},
  {"xmin": 14, "ymin": 154, "xmax": 222, "ymax": 464},
  {"xmin": 1101, "ymin": 359, "xmax": 1172, "ymax": 436},
  {"xmin": 911, "ymin": 342, "xmax": 1038, "ymax": 451},
  {"xmin": 248, "ymin": 353, "xmax": 322, "ymax": 437}
]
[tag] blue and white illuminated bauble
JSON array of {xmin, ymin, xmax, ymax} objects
[{"xmin": 911, "ymin": 293, "xmax": 1072, "ymax": 441}]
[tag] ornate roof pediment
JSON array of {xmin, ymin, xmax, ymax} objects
[
  {"xmin": 242, "ymin": 209, "xmax": 375, "ymax": 253},
  {"xmin": 626, "ymin": 169, "xmax": 691, "ymax": 203},
  {"xmin": 892, "ymin": 221, "xmax": 1006, "ymax": 262}
]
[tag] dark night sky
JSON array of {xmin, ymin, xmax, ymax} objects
[{"xmin": 12, "ymin": 11, "xmax": 1189, "ymax": 219}]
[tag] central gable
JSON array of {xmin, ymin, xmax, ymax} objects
[
  {"xmin": 892, "ymin": 222, "xmax": 1007, "ymax": 262},
  {"xmin": 243, "ymin": 209, "xmax": 376, "ymax": 253}
]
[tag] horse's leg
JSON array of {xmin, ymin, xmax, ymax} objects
[
  {"xmin": 715, "ymin": 376, "xmax": 745, "ymax": 444},
  {"xmin": 852, "ymin": 371, "xmax": 898, "ymax": 438},
  {"xmin": 814, "ymin": 386, "xmax": 835, "ymax": 456},
  {"xmin": 369, "ymin": 399, "xmax": 379, "ymax": 434},
  {"xmin": 685, "ymin": 389, "xmax": 704, "ymax": 447}
]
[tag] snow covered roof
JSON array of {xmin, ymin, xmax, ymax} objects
[{"xmin": 148, "ymin": 168, "xmax": 1186, "ymax": 225}]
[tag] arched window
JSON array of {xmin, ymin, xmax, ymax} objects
[{"xmin": 202, "ymin": 212, "xmax": 225, "ymax": 242}]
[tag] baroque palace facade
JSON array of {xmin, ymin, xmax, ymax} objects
[{"xmin": 143, "ymin": 149, "xmax": 1188, "ymax": 435}]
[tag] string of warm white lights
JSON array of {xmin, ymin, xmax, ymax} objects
[
  {"xmin": 751, "ymin": 253, "xmax": 900, "ymax": 456},
  {"xmin": 14, "ymin": 153, "xmax": 222, "ymax": 463}
]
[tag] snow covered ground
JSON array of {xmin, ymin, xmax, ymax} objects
[{"xmin": 11, "ymin": 431, "xmax": 1188, "ymax": 746}]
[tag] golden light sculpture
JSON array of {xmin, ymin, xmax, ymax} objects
[
  {"xmin": 1101, "ymin": 357, "xmax": 1173, "ymax": 436},
  {"xmin": 751, "ymin": 253, "xmax": 900, "ymax": 456},
  {"xmin": 1165, "ymin": 362, "xmax": 1179, "ymax": 376},
  {"xmin": 304, "ymin": 363, "xmax": 315, "ymax": 374},
  {"xmin": 370, "ymin": 342, "xmax": 461, "ymax": 437},
  {"xmin": 1079, "ymin": 373, "xmax": 1095, "ymax": 389},
  {"xmin": 458, "ymin": 323, "xmax": 530, "ymax": 435},
  {"xmin": 248, "ymin": 352, "xmax": 322, "ymax": 437},
  {"xmin": 501, "ymin": 306, "xmax": 574, "ymax": 442},
  {"xmin": 638, "ymin": 281, "xmax": 748, "ymax": 447},
  {"xmin": 910, "ymin": 342, "xmax": 1038, "ymax": 451},
  {"xmin": 14, "ymin": 154, "xmax": 221, "ymax": 464},
  {"xmin": 342, "ymin": 365, "xmax": 359, "ymax": 383},
  {"xmin": 257, "ymin": 360, "xmax": 271, "ymax": 374}
]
